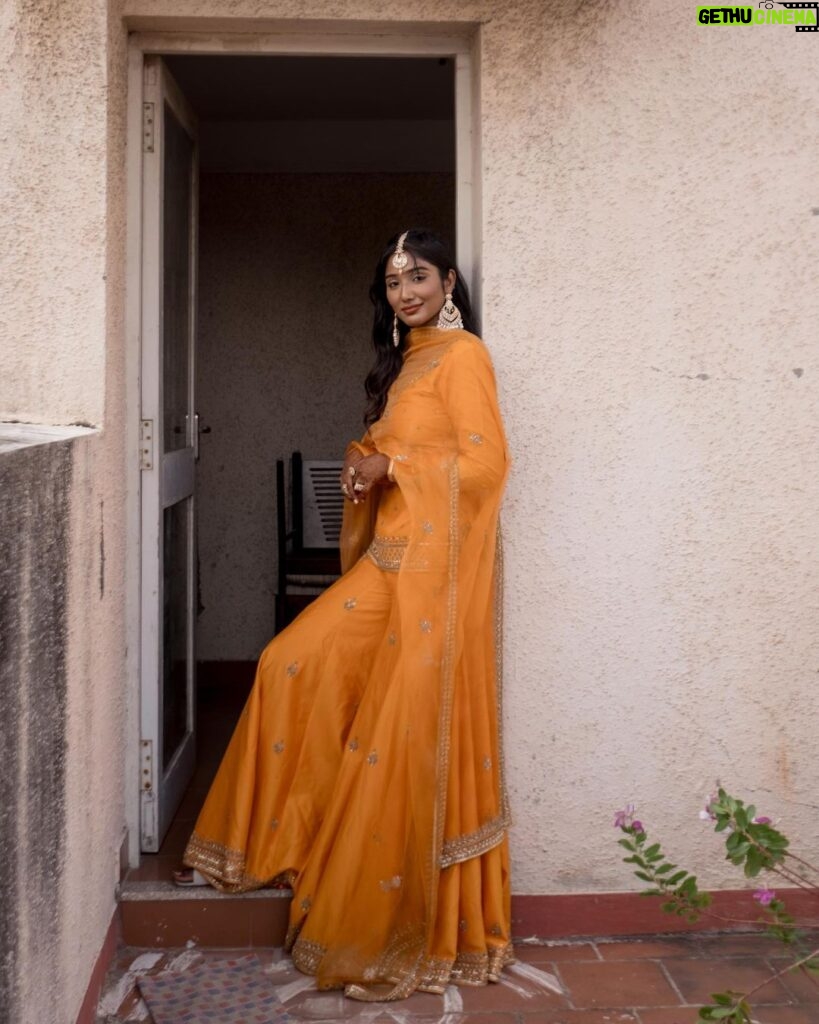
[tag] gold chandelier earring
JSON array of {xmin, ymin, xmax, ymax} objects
[
  {"xmin": 436, "ymin": 292, "xmax": 463, "ymax": 330},
  {"xmin": 393, "ymin": 314, "xmax": 400, "ymax": 347}
]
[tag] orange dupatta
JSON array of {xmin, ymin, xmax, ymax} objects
[{"xmin": 290, "ymin": 326, "xmax": 512, "ymax": 998}]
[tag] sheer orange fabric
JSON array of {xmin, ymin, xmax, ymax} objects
[{"xmin": 183, "ymin": 325, "xmax": 512, "ymax": 999}]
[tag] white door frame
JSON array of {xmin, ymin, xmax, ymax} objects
[{"xmin": 123, "ymin": 21, "xmax": 482, "ymax": 867}]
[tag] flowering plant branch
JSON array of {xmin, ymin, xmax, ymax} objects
[{"xmin": 613, "ymin": 791, "xmax": 819, "ymax": 1023}]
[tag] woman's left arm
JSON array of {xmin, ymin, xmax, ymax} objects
[{"xmin": 436, "ymin": 338, "xmax": 510, "ymax": 493}]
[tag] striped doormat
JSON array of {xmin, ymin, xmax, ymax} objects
[{"xmin": 137, "ymin": 954, "xmax": 293, "ymax": 1024}]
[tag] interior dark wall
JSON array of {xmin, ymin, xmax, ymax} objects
[{"xmin": 195, "ymin": 171, "xmax": 456, "ymax": 660}]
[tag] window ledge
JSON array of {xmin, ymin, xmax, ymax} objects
[{"xmin": 0, "ymin": 422, "xmax": 97, "ymax": 455}]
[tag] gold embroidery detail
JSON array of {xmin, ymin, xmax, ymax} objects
[
  {"xmin": 422, "ymin": 520, "xmax": 434, "ymax": 534},
  {"xmin": 300, "ymin": 896, "xmax": 312, "ymax": 912},
  {"xmin": 468, "ymin": 432, "xmax": 484, "ymax": 445},
  {"xmin": 366, "ymin": 533, "xmax": 408, "ymax": 572},
  {"xmin": 270, "ymin": 818, "xmax": 279, "ymax": 830},
  {"xmin": 495, "ymin": 520, "xmax": 512, "ymax": 828},
  {"xmin": 440, "ymin": 814, "xmax": 509, "ymax": 869},
  {"xmin": 417, "ymin": 944, "xmax": 516, "ymax": 990},
  {"xmin": 291, "ymin": 937, "xmax": 324, "ymax": 974},
  {"xmin": 182, "ymin": 833, "xmax": 266, "ymax": 893},
  {"xmin": 393, "ymin": 453, "xmax": 408, "ymax": 462},
  {"xmin": 286, "ymin": 661, "xmax": 298, "ymax": 677},
  {"xmin": 425, "ymin": 457, "xmax": 461, "ymax": 930},
  {"xmin": 344, "ymin": 597, "xmax": 357, "ymax": 610},
  {"xmin": 458, "ymin": 918, "xmax": 468, "ymax": 932},
  {"xmin": 273, "ymin": 740, "xmax": 285, "ymax": 754},
  {"xmin": 367, "ymin": 750, "xmax": 378, "ymax": 765},
  {"xmin": 339, "ymin": 924, "xmax": 515, "ymax": 1000},
  {"xmin": 348, "ymin": 737, "xmax": 359, "ymax": 752},
  {"xmin": 420, "ymin": 619, "xmax": 432, "ymax": 633},
  {"xmin": 490, "ymin": 923, "xmax": 504, "ymax": 937},
  {"xmin": 387, "ymin": 631, "xmax": 397, "ymax": 645},
  {"xmin": 483, "ymin": 755, "xmax": 492, "ymax": 770},
  {"xmin": 379, "ymin": 875, "xmax": 402, "ymax": 892}
]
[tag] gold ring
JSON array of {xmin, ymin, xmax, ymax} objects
[
  {"xmin": 353, "ymin": 481, "xmax": 365, "ymax": 492},
  {"xmin": 348, "ymin": 466, "xmax": 356, "ymax": 477}
]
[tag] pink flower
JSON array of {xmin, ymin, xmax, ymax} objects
[
  {"xmin": 700, "ymin": 792, "xmax": 719, "ymax": 821},
  {"xmin": 631, "ymin": 820, "xmax": 644, "ymax": 834},
  {"xmin": 614, "ymin": 803, "xmax": 636, "ymax": 829},
  {"xmin": 752, "ymin": 816, "xmax": 771, "ymax": 825},
  {"xmin": 753, "ymin": 888, "xmax": 776, "ymax": 907}
]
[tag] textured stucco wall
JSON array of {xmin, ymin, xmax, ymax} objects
[
  {"xmin": 0, "ymin": 439, "xmax": 72, "ymax": 1024},
  {"xmin": 1, "ymin": 2, "xmax": 131, "ymax": 1023},
  {"xmin": 0, "ymin": 429, "xmax": 128, "ymax": 1024},
  {"xmin": 0, "ymin": 0, "xmax": 110, "ymax": 426},
  {"xmin": 196, "ymin": 172, "xmax": 454, "ymax": 659}
]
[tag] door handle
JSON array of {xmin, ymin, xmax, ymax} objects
[{"xmin": 193, "ymin": 413, "xmax": 211, "ymax": 460}]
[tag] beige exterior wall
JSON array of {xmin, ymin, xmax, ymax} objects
[
  {"xmin": 1, "ymin": 3, "xmax": 132, "ymax": 1022},
  {"xmin": 1, "ymin": 1, "xmax": 817, "ymax": 1020}
]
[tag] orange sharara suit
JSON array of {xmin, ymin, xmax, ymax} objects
[{"xmin": 183, "ymin": 325, "xmax": 513, "ymax": 1000}]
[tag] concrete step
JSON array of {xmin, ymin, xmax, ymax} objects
[{"xmin": 117, "ymin": 879, "xmax": 292, "ymax": 947}]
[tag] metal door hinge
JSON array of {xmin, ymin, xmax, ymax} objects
[
  {"xmin": 142, "ymin": 102, "xmax": 155, "ymax": 152},
  {"xmin": 140, "ymin": 738, "xmax": 154, "ymax": 794},
  {"xmin": 139, "ymin": 419, "xmax": 154, "ymax": 470}
]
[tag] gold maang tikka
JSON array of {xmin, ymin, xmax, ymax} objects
[{"xmin": 391, "ymin": 230, "xmax": 410, "ymax": 270}]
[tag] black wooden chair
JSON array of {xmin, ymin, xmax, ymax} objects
[{"xmin": 275, "ymin": 451, "xmax": 343, "ymax": 633}]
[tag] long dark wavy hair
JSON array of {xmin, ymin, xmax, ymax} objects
[{"xmin": 363, "ymin": 228, "xmax": 478, "ymax": 427}]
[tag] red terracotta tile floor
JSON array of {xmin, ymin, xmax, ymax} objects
[{"xmin": 96, "ymin": 931, "xmax": 819, "ymax": 1023}]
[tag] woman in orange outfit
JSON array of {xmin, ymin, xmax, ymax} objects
[{"xmin": 178, "ymin": 228, "xmax": 513, "ymax": 1001}]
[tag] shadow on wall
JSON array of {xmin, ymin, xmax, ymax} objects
[{"xmin": 0, "ymin": 435, "xmax": 73, "ymax": 1023}]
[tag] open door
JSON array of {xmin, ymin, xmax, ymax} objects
[{"xmin": 139, "ymin": 55, "xmax": 199, "ymax": 852}]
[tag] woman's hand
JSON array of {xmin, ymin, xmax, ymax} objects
[
  {"xmin": 340, "ymin": 449, "xmax": 363, "ymax": 501},
  {"xmin": 340, "ymin": 452, "xmax": 390, "ymax": 503}
]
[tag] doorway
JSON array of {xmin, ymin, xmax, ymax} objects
[{"xmin": 126, "ymin": 36, "xmax": 475, "ymax": 870}]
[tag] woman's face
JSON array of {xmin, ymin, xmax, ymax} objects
[{"xmin": 385, "ymin": 256, "xmax": 457, "ymax": 330}]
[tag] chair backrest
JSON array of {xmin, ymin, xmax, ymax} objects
[
  {"xmin": 275, "ymin": 458, "xmax": 288, "ymax": 589},
  {"xmin": 300, "ymin": 458, "xmax": 344, "ymax": 548}
]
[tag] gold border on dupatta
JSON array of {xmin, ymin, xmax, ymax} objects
[
  {"xmin": 183, "ymin": 832, "xmax": 285, "ymax": 893},
  {"xmin": 440, "ymin": 813, "xmax": 511, "ymax": 869}
]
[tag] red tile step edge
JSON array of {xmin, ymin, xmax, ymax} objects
[{"xmin": 118, "ymin": 885, "xmax": 819, "ymax": 948}]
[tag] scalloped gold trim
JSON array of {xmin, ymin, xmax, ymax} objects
[{"xmin": 440, "ymin": 814, "xmax": 510, "ymax": 869}]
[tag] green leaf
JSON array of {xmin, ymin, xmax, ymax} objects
[
  {"xmin": 634, "ymin": 871, "xmax": 654, "ymax": 883},
  {"xmin": 644, "ymin": 843, "xmax": 661, "ymax": 858},
  {"xmin": 654, "ymin": 863, "xmax": 675, "ymax": 875},
  {"xmin": 618, "ymin": 838, "xmax": 634, "ymax": 850},
  {"xmin": 744, "ymin": 847, "xmax": 765, "ymax": 878},
  {"xmin": 667, "ymin": 870, "xmax": 688, "ymax": 885}
]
